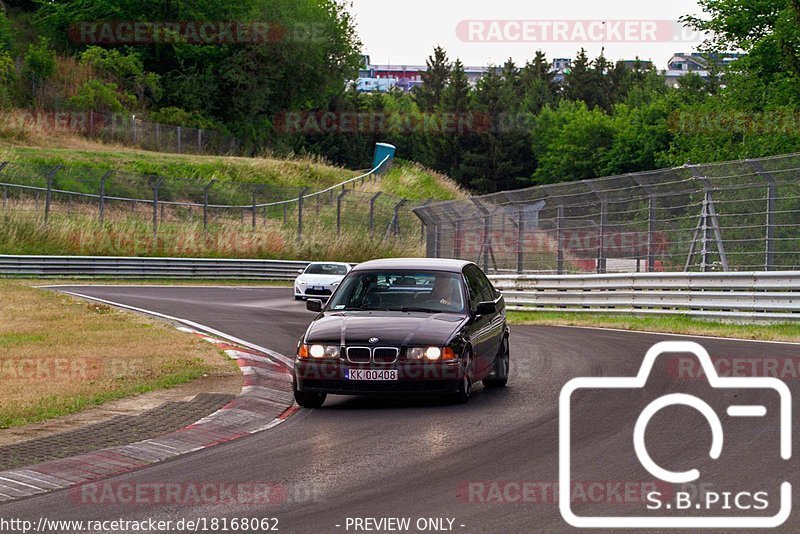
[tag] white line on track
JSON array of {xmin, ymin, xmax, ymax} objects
[{"xmin": 52, "ymin": 289, "xmax": 295, "ymax": 367}]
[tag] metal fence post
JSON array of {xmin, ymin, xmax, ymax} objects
[
  {"xmin": 0, "ymin": 161, "xmax": 8, "ymax": 210},
  {"xmin": 701, "ymin": 191, "xmax": 710, "ymax": 272},
  {"xmin": 369, "ymin": 192, "xmax": 382, "ymax": 239},
  {"xmin": 203, "ymin": 180, "xmax": 215, "ymax": 231},
  {"xmin": 283, "ymin": 203, "xmax": 287, "ymax": 225},
  {"xmin": 454, "ymin": 220, "xmax": 462, "ymax": 258},
  {"xmin": 749, "ymin": 160, "xmax": 777, "ymax": 271},
  {"xmin": 393, "ymin": 199, "xmax": 407, "ymax": 237},
  {"xmin": 482, "ymin": 215, "xmax": 491, "ymax": 272},
  {"xmin": 98, "ymin": 170, "xmax": 113, "ymax": 224},
  {"xmin": 516, "ymin": 208, "xmax": 525, "ymax": 274},
  {"xmin": 152, "ymin": 177, "xmax": 164, "ymax": 240},
  {"xmin": 251, "ymin": 185, "xmax": 264, "ymax": 231},
  {"xmin": 198, "ymin": 130, "xmax": 203, "ymax": 153},
  {"xmin": 336, "ymin": 189, "xmax": 348, "ymax": 235},
  {"xmin": 556, "ymin": 205, "xmax": 564, "ymax": 274},
  {"xmin": 297, "ymin": 188, "xmax": 309, "ymax": 242},
  {"xmin": 434, "ymin": 223, "xmax": 441, "ymax": 257},
  {"xmin": 419, "ymin": 199, "xmax": 432, "ymax": 242},
  {"xmin": 647, "ymin": 196, "xmax": 656, "ymax": 273},
  {"xmin": 177, "ymin": 126, "xmax": 182, "ymax": 154},
  {"xmin": 44, "ymin": 165, "xmax": 62, "ymax": 224},
  {"xmin": 597, "ymin": 200, "xmax": 607, "ymax": 274},
  {"xmin": 155, "ymin": 122, "xmax": 160, "ymax": 147}
]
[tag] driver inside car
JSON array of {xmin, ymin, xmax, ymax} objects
[{"xmin": 421, "ymin": 277, "xmax": 461, "ymax": 311}]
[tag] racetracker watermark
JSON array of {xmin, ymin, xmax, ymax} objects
[
  {"xmin": 456, "ymin": 20, "xmax": 707, "ymax": 43},
  {"xmin": 0, "ymin": 110, "xmax": 106, "ymax": 134},
  {"xmin": 668, "ymin": 111, "xmax": 800, "ymax": 135},
  {"xmin": 70, "ymin": 481, "xmax": 322, "ymax": 506},
  {"xmin": 69, "ymin": 21, "xmax": 325, "ymax": 45},
  {"xmin": 273, "ymin": 111, "xmax": 535, "ymax": 135},
  {"xmin": 668, "ymin": 355, "xmax": 800, "ymax": 380},
  {"xmin": 457, "ymin": 480, "xmax": 668, "ymax": 504},
  {"xmin": 0, "ymin": 357, "xmax": 147, "ymax": 383}
]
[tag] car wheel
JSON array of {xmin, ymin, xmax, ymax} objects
[
  {"xmin": 294, "ymin": 386, "xmax": 326, "ymax": 408},
  {"xmin": 449, "ymin": 348, "xmax": 474, "ymax": 404},
  {"xmin": 294, "ymin": 295, "xmax": 303, "ymax": 301},
  {"xmin": 483, "ymin": 336, "xmax": 509, "ymax": 388}
]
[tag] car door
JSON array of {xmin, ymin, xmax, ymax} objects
[
  {"xmin": 474, "ymin": 266, "xmax": 505, "ymax": 366},
  {"xmin": 463, "ymin": 265, "xmax": 494, "ymax": 375}
]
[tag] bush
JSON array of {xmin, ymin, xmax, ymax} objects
[
  {"xmin": 22, "ymin": 37, "xmax": 55, "ymax": 86},
  {"xmin": 147, "ymin": 106, "xmax": 220, "ymax": 129},
  {"xmin": 69, "ymin": 79, "xmax": 134, "ymax": 113},
  {"xmin": 0, "ymin": 50, "xmax": 15, "ymax": 83},
  {"xmin": 0, "ymin": 11, "xmax": 13, "ymax": 53},
  {"xmin": 78, "ymin": 47, "xmax": 161, "ymax": 102}
]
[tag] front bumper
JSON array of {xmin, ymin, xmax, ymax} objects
[
  {"xmin": 295, "ymin": 285, "xmax": 334, "ymax": 298},
  {"xmin": 294, "ymin": 360, "xmax": 464, "ymax": 395}
]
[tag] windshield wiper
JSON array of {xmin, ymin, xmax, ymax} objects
[{"xmin": 394, "ymin": 306, "xmax": 440, "ymax": 313}]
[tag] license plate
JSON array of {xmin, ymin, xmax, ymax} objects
[
  {"xmin": 345, "ymin": 369, "xmax": 398, "ymax": 381},
  {"xmin": 312, "ymin": 286, "xmax": 324, "ymax": 291}
]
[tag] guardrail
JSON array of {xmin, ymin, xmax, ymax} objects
[
  {"xmin": 0, "ymin": 255, "xmax": 310, "ymax": 279},
  {"xmin": 4, "ymin": 256, "xmax": 798, "ymax": 321},
  {"xmin": 489, "ymin": 272, "xmax": 800, "ymax": 322}
]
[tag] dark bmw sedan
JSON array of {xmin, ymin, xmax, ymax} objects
[{"xmin": 293, "ymin": 258, "xmax": 509, "ymax": 408}]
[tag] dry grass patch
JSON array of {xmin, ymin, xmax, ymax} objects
[{"xmin": 0, "ymin": 281, "xmax": 235, "ymax": 428}]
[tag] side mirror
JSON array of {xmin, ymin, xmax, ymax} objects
[
  {"xmin": 297, "ymin": 269, "xmax": 305, "ymax": 275},
  {"xmin": 475, "ymin": 301, "xmax": 496, "ymax": 316},
  {"xmin": 306, "ymin": 299, "xmax": 323, "ymax": 313}
]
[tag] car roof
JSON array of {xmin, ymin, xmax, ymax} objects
[
  {"xmin": 307, "ymin": 262, "xmax": 350, "ymax": 266},
  {"xmin": 351, "ymin": 258, "xmax": 473, "ymax": 273}
]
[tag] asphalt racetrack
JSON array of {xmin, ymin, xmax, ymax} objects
[{"xmin": 1, "ymin": 286, "xmax": 798, "ymax": 532}]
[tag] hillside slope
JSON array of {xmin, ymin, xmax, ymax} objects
[{"xmin": 0, "ymin": 143, "xmax": 464, "ymax": 262}]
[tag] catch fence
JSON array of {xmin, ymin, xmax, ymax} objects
[{"xmin": 414, "ymin": 153, "xmax": 800, "ymax": 274}]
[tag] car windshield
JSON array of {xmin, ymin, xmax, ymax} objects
[
  {"xmin": 305, "ymin": 264, "xmax": 348, "ymax": 275},
  {"xmin": 327, "ymin": 270, "xmax": 466, "ymax": 313}
]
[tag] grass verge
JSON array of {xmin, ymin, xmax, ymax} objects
[
  {"xmin": 0, "ymin": 280, "xmax": 236, "ymax": 428},
  {"xmin": 507, "ymin": 311, "xmax": 800, "ymax": 343}
]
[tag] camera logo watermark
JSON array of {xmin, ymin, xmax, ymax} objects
[{"xmin": 559, "ymin": 341, "xmax": 792, "ymax": 528}]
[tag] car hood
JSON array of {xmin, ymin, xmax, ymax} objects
[{"xmin": 305, "ymin": 311, "xmax": 468, "ymax": 346}]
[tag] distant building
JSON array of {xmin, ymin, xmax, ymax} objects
[
  {"xmin": 352, "ymin": 53, "xmax": 742, "ymax": 93},
  {"xmin": 618, "ymin": 59, "xmax": 654, "ymax": 71},
  {"xmin": 664, "ymin": 52, "xmax": 742, "ymax": 87},
  {"xmin": 353, "ymin": 60, "xmax": 497, "ymax": 93},
  {"xmin": 551, "ymin": 58, "xmax": 572, "ymax": 83}
]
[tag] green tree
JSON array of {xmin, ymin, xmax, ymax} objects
[
  {"xmin": 22, "ymin": 37, "xmax": 55, "ymax": 88},
  {"xmin": 530, "ymin": 100, "xmax": 615, "ymax": 184},
  {"xmin": 519, "ymin": 50, "xmax": 559, "ymax": 114},
  {"xmin": 414, "ymin": 46, "xmax": 451, "ymax": 112}
]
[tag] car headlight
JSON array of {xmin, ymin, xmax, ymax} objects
[
  {"xmin": 298, "ymin": 344, "xmax": 340, "ymax": 359},
  {"xmin": 407, "ymin": 347, "xmax": 456, "ymax": 361}
]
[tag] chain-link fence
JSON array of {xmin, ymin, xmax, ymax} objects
[
  {"xmin": 413, "ymin": 153, "xmax": 800, "ymax": 274},
  {"xmin": 0, "ymin": 156, "xmax": 426, "ymax": 255},
  {"xmin": 91, "ymin": 112, "xmax": 240, "ymax": 155}
]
